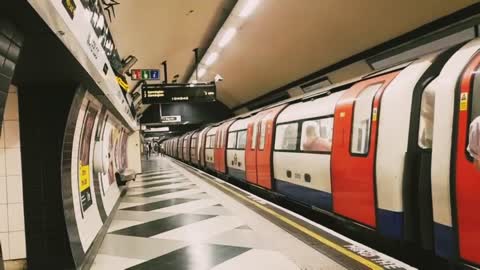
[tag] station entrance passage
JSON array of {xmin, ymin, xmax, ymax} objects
[{"xmin": 91, "ymin": 157, "xmax": 414, "ymax": 270}]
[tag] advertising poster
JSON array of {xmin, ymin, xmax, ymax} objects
[{"xmin": 78, "ymin": 103, "xmax": 98, "ymax": 212}]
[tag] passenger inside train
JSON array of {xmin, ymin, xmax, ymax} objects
[
  {"xmin": 301, "ymin": 120, "xmax": 332, "ymax": 152},
  {"xmin": 468, "ymin": 116, "xmax": 480, "ymax": 170}
]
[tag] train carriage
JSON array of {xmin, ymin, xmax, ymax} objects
[
  {"xmin": 198, "ymin": 126, "xmax": 212, "ymax": 168},
  {"xmin": 205, "ymin": 126, "xmax": 218, "ymax": 170},
  {"xmin": 427, "ymin": 38, "xmax": 480, "ymax": 267},
  {"xmin": 273, "ymin": 91, "xmax": 343, "ymax": 212},
  {"xmin": 190, "ymin": 131, "xmax": 199, "ymax": 164},
  {"xmin": 226, "ymin": 117, "xmax": 250, "ymax": 181},
  {"xmin": 214, "ymin": 120, "xmax": 235, "ymax": 174}
]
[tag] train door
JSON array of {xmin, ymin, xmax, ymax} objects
[
  {"xmin": 246, "ymin": 112, "xmax": 266, "ymax": 185},
  {"xmin": 256, "ymin": 105, "xmax": 286, "ymax": 189},
  {"xmin": 331, "ymin": 72, "xmax": 399, "ymax": 227},
  {"xmin": 453, "ymin": 52, "xmax": 480, "ymax": 266},
  {"xmin": 215, "ymin": 121, "xmax": 235, "ymax": 174},
  {"xmin": 246, "ymin": 106, "xmax": 286, "ymax": 189}
]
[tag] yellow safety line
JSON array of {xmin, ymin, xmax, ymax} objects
[{"xmin": 206, "ymin": 177, "xmax": 383, "ymax": 270}]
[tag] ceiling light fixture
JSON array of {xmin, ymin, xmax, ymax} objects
[
  {"xmin": 239, "ymin": 0, "xmax": 260, "ymax": 18},
  {"xmin": 205, "ymin": 52, "xmax": 219, "ymax": 66},
  {"xmin": 218, "ymin": 28, "xmax": 237, "ymax": 48},
  {"xmin": 198, "ymin": 68, "xmax": 207, "ymax": 78}
]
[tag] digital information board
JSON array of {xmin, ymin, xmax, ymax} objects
[
  {"xmin": 141, "ymin": 83, "xmax": 216, "ymax": 104},
  {"xmin": 131, "ymin": 69, "xmax": 160, "ymax": 81}
]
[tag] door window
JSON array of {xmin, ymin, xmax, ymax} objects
[
  {"xmin": 251, "ymin": 121, "xmax": 258, "ymax": 150},
  {"xmin": 259, "ymin": 120, "xmax": 267, "ymax": 150},
  {"xmin": 351, "ymin": 83, "xmax": 382, "ymax": 155},
  {"xmin": 237, "ymin": 130, "xmax": 247, "ymax": 149}
]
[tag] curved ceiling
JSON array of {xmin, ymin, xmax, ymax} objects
[{"xmin": 108, "ymin": 0, "xmax": 475, "ymax": 108}]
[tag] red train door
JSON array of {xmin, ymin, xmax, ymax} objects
[
  {"xmin": 246, "ymin": 106, "xmax": 286, "ymax": 189},
  {"xmin": 454, "ymin": 52, "xmax": 480, "ymax": 266},
  {"xmin": 246, "ymin": 112, "xmax": 266, "ymax": 185},
  {"xmin": 331, "ymin": 72, "xmax": 399, "ymax": 227},
  {"xmin": 215, "ymin": 121, "xmax": 234, "ymax": 174}
]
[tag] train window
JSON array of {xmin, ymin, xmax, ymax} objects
[
  {"xmin": 300, "ymin": 117, "xmax": 333, "ymax": 153},
  {"xmin": 274, "ymin": 123, "xmax": 299, "ymax": 150},
  {"xmin": 418, "ymin": 87, "xmax": 435, "ymax": 149},
  {"xmin": 251, "ymin": 121, "xmax": 258, "ymax": 150},
  {"xmin": 259, "ymin": 121, "xmax": 267, "ymax": 150},
  {"xmin": 467, "ymin": 67, "xmax": 480, "ymax": 158},
  {"xmin": 351, "ymin": 83, "xmax": 382, "ymax": 155},
  {"xmin": 237, "ymin": 130, "xmax": 247, "ymax": 149},
  {"xmin": 228, "ymin": 132, "xmax": 237, "ymax": 149},
  {"xmin": 191, "ymin": 138, "xmax": 196, "ymax": 149}
]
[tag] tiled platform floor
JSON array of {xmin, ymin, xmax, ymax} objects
[{"xmin": 90, "ymin": 157, "xmax": 345, "ymax": 270}]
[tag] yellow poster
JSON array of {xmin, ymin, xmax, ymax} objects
[
  {"xmin": 79, "ymin": 164, "xmax": 90, "ymax": 192},
  {"xmin": 460, "ymin": 92, "xmax": 468, "ymax": 111}
]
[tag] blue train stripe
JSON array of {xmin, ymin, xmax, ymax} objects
[
  {"xmin": 433, "ymin": 222, "xmax": 456, "ymax": 259},
  {"xmin": 275, "ymin": 179, "xmax": 332, "ymax": 211},
  {"xmin": 377, "ymin": 208, "xmax": 403, "ymax": 240}
]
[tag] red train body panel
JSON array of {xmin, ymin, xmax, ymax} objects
[{"xmin": 331, "ymin": 72, "xmax": 398, "ymax": 227}]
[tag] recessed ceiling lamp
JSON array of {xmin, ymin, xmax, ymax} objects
[
  {"xmin": 198, "ymin": 68, "xmax": 207, "ymax": 78},
  {"xmin": 239, "ymin": 0, "xmax": 260, "ymax": 17},
  {"xmin": 219, "ymin": 28, "xmax": 237, "ymax": 48},
  {"xmin": 205, "ymin": 52, "xmax": 219, "ymax": 66}
]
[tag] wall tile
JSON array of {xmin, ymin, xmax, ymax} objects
[
  {"xmin": 0, "ymin": 204, "xmax": 7, "ymax": 232},
  {"xmin": 0, "ymin": 232, "xmax": 9, "ymax": 260},
  {"xmin": 0, "ymin": 177, "xmax": 5, "ymax": 204},
  {"xmin": 0, "ymin": 149, "xmax": 5, "ymax": 176},
  {"xmin": 6, "ymin": 176, "xmax": 21, "ymax": 203},
  {"xmin": 3, "ymin": 92, "xmax": 17, "ymax": 121},
  {"xmin": 0, "ymin": 122, "xmax": 5, "ymax": 149},
  {"xmin": 3, "ymin": 121, "xmax": 18, "ymax": 149},
  {"xmin": 5, "ymin": 148, "xmax": 20, "ymax": 176},
  {"xmin": 8, "ymin": 231, "xmax": 25, "ymax": 259},
  {"xmin": 7, "ymin": 204, "xmax": 23, "ymax": 231}
]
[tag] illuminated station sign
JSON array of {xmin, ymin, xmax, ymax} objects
[
  {"xmin": 131, "ymin": 69, "xmax": 160, "ymax": 81},
  {"xmin": 141, "ymin": 83, "xmax": 216, "ymax": 104}
]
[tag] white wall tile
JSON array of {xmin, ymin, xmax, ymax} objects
[
  {"xmin": 3, "ymin": 121, "xmax": 19, "ymax": 149},
  {"xmin": 0, "ymin": 232, "xmax": 9, "ymax": 260},
  {"xmin": 7, "ymin": 204, "xmax": 24, "ymax": 231},
  {"xmin": 0, "ymin": 177, "xmax": 6, "ymax": 204},
  {"xmin": 8, "ymin": 231, "xmax": 25, "ymax": 259},
  {"xmin": 5, "ymin": 148, "xmax": 21, "ymax": 176},
  {"xmin": 0, "ymin": 205, "xmax": 7, "ymax": 233},
  {"xmin": 0, "ymin": 149, "xmax": 5, "ymax": 177},
  {"xmin": 3, "ymin": 93, "xmax": 18, "ymax": 121},
  {"xmin": 0, "ymin": 124, "xmax": 5, "ymax": 150},
  {"xmin": 6, "ymin": 176, "xmax": 22, "ymax": 203}
]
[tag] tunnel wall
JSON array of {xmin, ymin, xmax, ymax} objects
[
  {"xmin": 19, "ymin": 85, "xmax": 131, "ymax": 269},
  {"xmin": 61, "ymin": 87, "xmax": 129, "ymax": 268}
]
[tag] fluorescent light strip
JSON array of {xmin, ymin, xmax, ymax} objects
[
  {"xmin": 239, "ymin": 0, "xmax": 260, "ymax": 17},
  {"xmin": 205, "ymin": 52, "xmax": 219, "ymax": 66},
  {"xmin": 219, "ymin": 28, "xmax": 237, "ymax": 48}
]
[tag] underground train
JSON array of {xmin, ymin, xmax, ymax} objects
[{"xmin": 162, "ymin": 38, "xmax": 480, "ymax": 268}]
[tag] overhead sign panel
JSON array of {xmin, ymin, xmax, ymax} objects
[
  {"xmin": 131, "ymin": 69, "xmax": 160, "ymax": 81},
  {"xmin": 161, "ymin": 115, "xmax": 181, "ymax": 123},
  {"xmin": 141, "ymin": 83, "xmax": 216, "ymax": 104}
]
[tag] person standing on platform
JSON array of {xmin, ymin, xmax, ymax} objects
[{"xmin": 468, "ymin": 116, "xmax": 480, "ymax": 170}]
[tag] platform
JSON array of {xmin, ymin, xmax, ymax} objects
[{"xmin": 91, "ymin": 157, "xmax": 415, "ymax": 270}]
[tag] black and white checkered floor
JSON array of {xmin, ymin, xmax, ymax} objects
[{"xmin": 91, "ymin": 157, "xmax": 345, "ymax": 270}]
